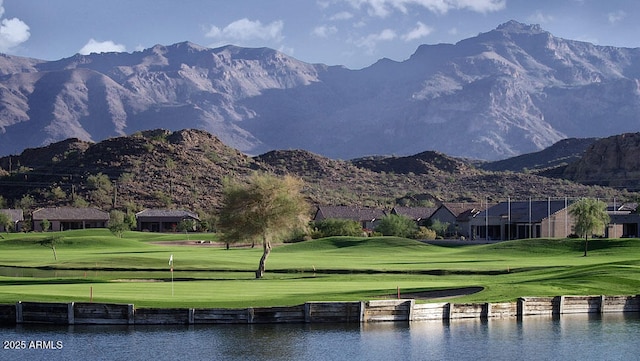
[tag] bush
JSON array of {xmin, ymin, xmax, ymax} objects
[
  {"xmin": 314, "ymin": 218, "xmax": 363, "ymax": 238},
  {"xmin": 374, "ymin": 215, "xmax": 418, "ymax": 239},
  {"xmin": 415, "ymin": 226, "xmax": 436, "ymax": 240}
]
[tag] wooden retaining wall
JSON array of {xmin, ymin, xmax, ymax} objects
[
  {"xmin": 73, "ymin": 302, "xmax": 133, "ymax": 325},
  {"xmin": 305, "ymin": 301, "xmax": 362, "ymax": 323},
  {"xmin": 0, "ymin": 304, "xmax": 16, "ymax": 325},
  {"xmin": 363, "ymin": 300, "xmax": 414, "ymax": 322},
  {"xmin": 1, "ymin": 295, "xmax": 638, "ymax": 326}
]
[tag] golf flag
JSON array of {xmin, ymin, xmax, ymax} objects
[{"xmin": 169, "ymin": 254, "xmax": 173, "ymax": 272}]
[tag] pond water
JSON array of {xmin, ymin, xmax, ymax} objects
[{"xmin": 1, "ymin": 313, "xmax": 639, "ymax": 360}]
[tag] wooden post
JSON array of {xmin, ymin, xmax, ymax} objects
[
  {"xmin": 247, "ymin": 308, "xmax": 254, "ymax": 324},
  {"xmin": 408, "ymin": 299, "xmax": 415, "ymax": 321},
  {"xmin": 483, "ymin": 303, "xmax": 491, "ymax": 319},
  {"xmin": 556, "ymin": 296, "xmax": 564, "ymax": 315},
  {"xmin": 304, "ymin": 303, "xmax": 311, "ymax": 323},
  {"xmin": 188, "ymin": 309, "xmax": 195, "ymax": 324},
  {"xmin": 15, "ymin": 302, "xmax": 23, "ymax": 324},
  {"xmin": 444, "ymin": 303, "xmax": 452, "ymax": 320},
  {"xmin": 517, "ymin": 298, "xmax": 525, "ymax": 319},
  {"xmin": 127, "ymin": 304, "xmax": 134, "ymax": 325},
  {"xmin": 68, "ymin": 302, "xmax": 75, "ymax": 325}
]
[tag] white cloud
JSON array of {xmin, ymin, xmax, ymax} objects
[
  {"xmin": 205, "ymin": 18, "xmax": 284, "ymax": 43},
  {"xmin": 608, "ymin": 10, "xmax": 626, "ymax": 24},
  {"xmin": 79, "ymin": 39, "xmax": 126, "ymax": 55},
  {"xmin": 353, "ymin": 28, "xmax": 397, "ymax": 54},
  {"xmin": 330, "ymin": 11, "xmax": 354, "ymax": 21},
  {"xmin": 528, "ymin": 10, "xmax": 554, "ymax": 24},
  {"xmin": 402, "ymin": 22, "xmax": 433, "ymax": 42},
  {"xmin": 0, "ymin": 0, "xmax": 30, "ymax": 52},
  {"xmin": 312, "ymin": 25, "xmax": 338, "ymax": 38},
  {"xmin": 345, "ymin": 0, "xmax": 506, "ymax": 17}
]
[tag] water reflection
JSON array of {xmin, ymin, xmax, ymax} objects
[{"xmin": 1, "ymin": 314, "xmax": 639, "ymax": 361}]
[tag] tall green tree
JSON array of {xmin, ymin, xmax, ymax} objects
[
  {"xmin": 218, "ymin": 173, "xmax": 309, "ymax": 278},
  {"xmin": 569, "ymin": 198, "xmax": 610, "ymax": 256}
]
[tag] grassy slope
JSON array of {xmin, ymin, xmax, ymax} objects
[{"xmin": 0, "ymin": 231, "xmax": 638, "ymax": 307}]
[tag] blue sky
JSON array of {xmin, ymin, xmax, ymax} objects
[{"xmin": 3, "ymin": 0, "xmax": 640, "ymax": 69}]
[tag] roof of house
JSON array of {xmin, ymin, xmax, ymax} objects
[
  {"xmin": 314, "ymin": 206, "xmax": 387, "ymax": 222},
  {"xmin": 610, "ymin": 213, "xmax": 640, "ymax": 223},
  {"xmin": 391, "ymin": 206, "xmax": 437, "ymax": 221},
  {"xmin": 136, "ymin": 209, "xmax": 200, "ymax": 220},
  {"xmin": 608, "ymin": 202, "xmax": 638, "ymax": 214},
  {"xmin": 32, "ymin": 207, "xmax": 109, "ymax": 221},
  {"xmin": 476, "ymin": 200, "xmax": 569, "ymax": 223},
  {"xmin": 0, "ymin": 209, "xmax": 24, "ymax": 222},
  {"xmin": 439, "ymin": 203, "xmax": 484, "ymax": 221}
]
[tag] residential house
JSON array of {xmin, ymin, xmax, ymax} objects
[
  {"xmin": 429, "ymin": 203, "xmax": 483, "ymax": 238},
  {"xmin": 0, "ymin": 209, "xmax": 23, "ymax": 232},
  {"xmin": 136, "ymin": 209, "xmax": 200, "ymax": 232},
  {"xmin": 607, "ymin": 203, "xmax": 639, "ymax": 238},
  {"xmin": 390, "ymin": 206, "xmax": 438, "ymax": 225},
  {"xmin": 32, "ymin": 207, "xmax": 109, "ymax": 232},
  {"xmin": 470, "ymin": 200, "xmax": 574, "ymax": 240},
  {"xmin": 313, "ymin": 206, "xmax": 387, "ymax": 231}
]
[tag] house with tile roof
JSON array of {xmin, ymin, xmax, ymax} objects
[
  {"xmin": 136, "ymin": 209, "xmax": 200, "ymax": 232},
  {"xmin": 32, "ymin": 207, "xmax": 109, "ymax": 232}
]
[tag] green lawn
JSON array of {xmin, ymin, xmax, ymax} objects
[{"xmin": 0, "ymin": 230, "xmax": 639, "ymax": 308}]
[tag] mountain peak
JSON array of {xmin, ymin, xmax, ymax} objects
[{"xmin": 495, "ymin": 20, "xmax": 545, "ymax": 34}]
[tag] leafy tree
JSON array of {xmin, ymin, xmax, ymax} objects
[
  {"xmin": 569, "ymin": 198, "xmax": 610, "ymax": 256},
  {"xmin": 40, "ymin": 235, "xmax": 62, "ymax": 260},
  {"xmin": 87, "ymin": 173, "xmax": 113, "ymax": 206},
  {"xmin": 178, "ymin": 219, "xmax": 196, "ymax": 232},
  {"xmin": 72, "ymin": 196, "xmax": 89, "ymax": 208},
  {"xmin": 108, "ymin": 210, "xmax": 130, "ymax": 238},
  {"xmin": 48, "ymin": 186, "xmax": 67, "ymax": 201},
  {"xmin": 40, "ymin": 219, "xmax": 51, "ymax": 232},
  {"xmin": 16, "ymin": 195, "xmax": 35, "ymax": 210},
  {"xmin": 429, "ymin": 219, "xmax": 450, "ymax": 238},
  {"xmin": 218, "ymin": 173, "xmax": 309, "ymax": 278},
  {"xmin": 0, "ymin": 212, "xmax": 11, "ymax": 232},
  {"xmin": 314, "ymin": 218, "xmax": 363, "ymax": 238},
  {"xmin": 374, "ymin": 215, "xmax": 418, "ymax": 239},
  {"xmin": 0, "ymin": 195, "xmax": 7, "ymax": 208}
]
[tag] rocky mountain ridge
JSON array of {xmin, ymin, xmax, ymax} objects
[
  {"xmin": 0, "ymin": 129, "xmax": 633, "ymax": 214},
  {"xmin": 1, "ymin": 21, "xmax": 640, "ymax": 161}
]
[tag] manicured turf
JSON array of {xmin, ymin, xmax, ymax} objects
[{"xmin": 0, "ymin": 230, "xmax": 639, "ymax": 308}]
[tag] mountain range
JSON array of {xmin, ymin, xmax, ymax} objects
[
  {"xmin": 0, "ymin": 129, "xmax": 631, "ymax": 213},
  {"xmin": 1, "ymin": 20, "xmax": 640, "ymax": 160}
]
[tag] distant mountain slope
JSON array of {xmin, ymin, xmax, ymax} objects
[
  {"xmin": 1, "ymin": 21, "xmax": 640, "ymax": 160},
  {"xmin": 0, "ymin": 129, "xmax": 627, "ymax": 212},
  {"xmin": 560, "ymin": 133, "xmax": 640, "ymax": 191},
  {"xmin": 480, "ymin": 138, "xmax": 598, "ymax": 172}
]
